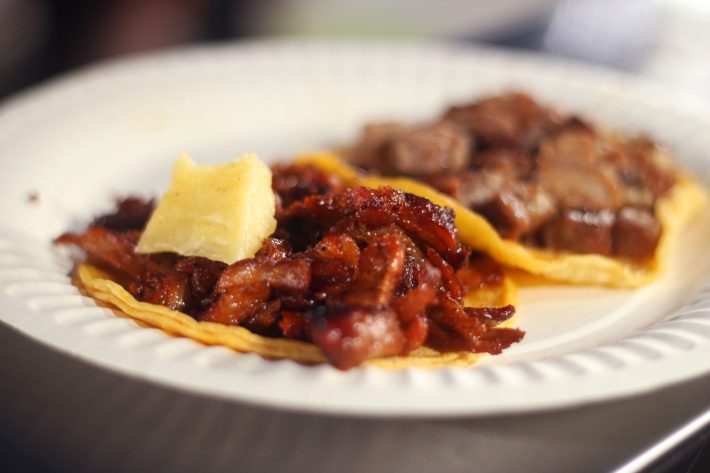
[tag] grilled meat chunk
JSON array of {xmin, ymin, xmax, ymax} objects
[
  {"xmin": 383, "ymin": 122, "xmax": 470, "ymax": 175},
  {"xmin": 613, "ymin": 206, "xmax": 662, "ymax": 261},
  {"xmin": 541, "ymin": 209, "xmax": 616, "ymax": 255},
  {"xmin": 443, "ymin": 92, "xmax": 562, "ymax": 151}
]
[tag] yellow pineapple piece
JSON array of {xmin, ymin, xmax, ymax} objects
[{"xmin": 135, "ymin": 153, "xmax": 276, "ymax": 264}]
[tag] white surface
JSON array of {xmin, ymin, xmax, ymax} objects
[
  {"xmin": 0, "ymin": 41, "xmax": 709, "ymax": 417},
  {"xmin": 642, "ymin": 0, "xmax": 710, "ymax": 104}
]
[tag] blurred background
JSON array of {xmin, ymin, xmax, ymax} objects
[{"xmin": 0, "ymin": 0, "xmax": 708, "ymax": 103}]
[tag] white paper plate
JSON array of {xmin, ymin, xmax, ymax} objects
[{"xmin": 1, "ymin": 41, "xmax": 709, "ymax": 417}]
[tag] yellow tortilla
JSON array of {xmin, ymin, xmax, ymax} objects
[
  {"xmin": 78, "ymin": 263, "xmax": 519, "ymax": 369},
  {"xmin": 296, "ymin": 152, "xmax": 707, "ymax": 288}
]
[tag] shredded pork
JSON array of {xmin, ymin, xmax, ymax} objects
[{"xmin": 56, "ymin": 164, "xmax": 523, "ymax": 369}]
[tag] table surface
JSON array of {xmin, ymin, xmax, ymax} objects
[{"xmin": 1, "ymin": 322, "xmax": 708, "ymax": 473}]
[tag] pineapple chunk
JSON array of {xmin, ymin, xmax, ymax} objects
[{"xmin": 135, "ymin": 153, "xmax": 276, "ymax": 264}]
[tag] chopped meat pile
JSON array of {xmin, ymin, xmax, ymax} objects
[
  {"xmin": 347, "ymin": 93, "xmax": 676, "ymax": 261},
  {"xmin": 55, "ymin": 164, "xmax": 523, "ymax": 369}
]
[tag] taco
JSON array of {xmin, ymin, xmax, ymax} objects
[
  {"xmin": 56, "ymin": 158, "xmax": 523, "ymax": 370},
  {"xmin": 299, "ymin": 92, "xmax": 706, "ymax": 287}
]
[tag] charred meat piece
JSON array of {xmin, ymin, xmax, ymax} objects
[
  {"xmin": 199, "ymin": 255, "xmax": 311, "ymax": 332},
  {"xmin": 538, "ymin": 163, "xmax": 624, "ymax": 212},
  {"xmin": 174, "ymin": 257, "xmax": 227, "ymax": 314},
  {"xmin": 394, "ymin": 226, "xmax": 433, "ymax": 295},
  {"xmin": 340, "ymin": 233, "xmax": 406, "ymax": 307},
  {"xmin": 91, "ymin": 197, "xmax": 155, "ymax": 231},
  {"xmin": 428, "ymin": 168, "xmax": 556, "ymax": 240},
  {"xmin": 307, "ymin": 232, "xmax": 409, "ymax": 368},
  {"xmin": 443, "ymin": 92, "xmax": 562, "ymax": 150},
  {"xmin": 307, "ymin": 231, "xmax": 452, "ymax": 368},
  {"xmin": 56, "ymin": 228, "xmax": 143, "ymax": 276},
  {"xmin": 278, "ymin": 311, "xmax": 309, "ymax": 340},
  {"xmin": 475, "ymin": 182, "xmax": 556, "ymax": 240},
  {"xmin": 272, "ymin": 163, "xmax": 345, "ymax": 212},
  {"xmin": 382, "ymin": 121, "xmax": 470, "ymax": 176},
  {"xmin": 451, "ymin": 167, "xmax": 513, "ymax": 209},
  {"xmin": 541, "ymin": 209, "xmax": 615, "ymax": 255},
  {"xmin": 427, "ymin": 296, "xmax": 522, "ymax": 353},
  {"xmin": 456, "ymin": 256, "xmax": 505, "ymax": 293},
  {"xmin": 255, "ymin": 238, "xmax": 293, "ymax": 262},
  {"xmin": 426, "ymin": 248, "xmax": 464, "ymax": 300},
  {"xmin": 349, "ymin": 122, "xmax": 471, "ymax": 175},
  {"xmin": 281, "ymin": 186, "xmax": 467, "ymax": 267},
  {"xmin": 625, "ymin": 138, "xmax": 676, "ymax": 198},
  {"xmin": 306, "ymin": 233, "xmax": 360, "ymax": 296},
  {"xmin": 308, "ymin": 306, "xmax": 406, "ymax": 370},
  {"xmin": 469, "ymin": 149, "xmax": 534, "ymax": 178},
  {"xmin": 538, "ymin": 125, "xmax": 599, "ymax": 167},
  {"xmin": 604, "ymin": 136, "xmax": 677, "ymax": 204},
  {"xmin": 394, "ymin": 192, "xmax": 469, "ymax": 267},
  {"xmin": 393, "ymin": 259, "xmax": 440, "ymax": 354},
  {"xmin": 537, "ymin": 128, "xmax": 625, "ymax": 211},
  {"xmin": 55, "ymin": 227, "xmax": 189, "ymax": 311},
  {"xmin": 613, "ymin": 206, "xmax": 662, "ymax": 261},
  {"xmin": 347, "ymin": 122, "xmax": 406, "ymax": 168},
  {"xmin": 422, "ymin": 174, "xmax": 463, "ymax": 198}
]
